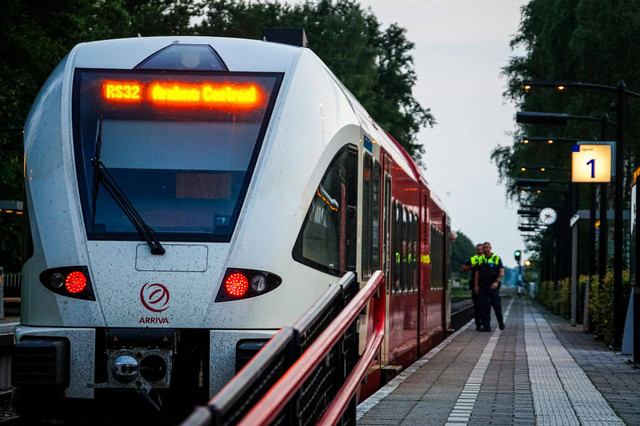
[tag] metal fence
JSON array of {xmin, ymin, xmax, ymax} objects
[
  {"xmin": 2, "ymin": 272, "xmax": 21, "ymax": 297},
  {"xmin": 182, "ymin": 271, "xmax": 369, "ymax": 426}
]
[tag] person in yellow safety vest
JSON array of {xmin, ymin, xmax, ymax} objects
[
  {"xmin": 474, "ymin": 241, "xmax": 505, "ymax": 332},
  {"xmin": 461, "ymin": 244, "xmax": 484, "ymax": 330}
]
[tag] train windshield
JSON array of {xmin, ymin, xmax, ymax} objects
[{"xmin": 73, "ymin": 70, "xmax": 281, "ymax": 242}]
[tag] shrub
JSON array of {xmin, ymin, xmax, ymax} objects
[{"xmin": 536, "ymin": 270, "xmax": 630, "ymax": 346}]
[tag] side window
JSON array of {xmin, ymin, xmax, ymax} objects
[
  {"xmin": 383, "ymin": 174, "xmax": 392, "ymax": 281},
  {"xmin": 412, "ymin": 211, "xmax": 419, "ymax": 291},
  {"xmin": 392, "ymin": 200, "xmax": 401, "ymax": 293},
  {"xmin": 362, "ymin": 154, "xmax": 381, "ymax": 279},
  {"xmin": 371, "ymin": 160, "xmax": 381, "ymax": 274},
  {"xmin": 362, "ymin": 154, "xmax": 372, "ymax": 277},
  {"xmin": 401, "ymin": 207, "xmax": 408, "ymax": 292},
  {"xmin": 407, "ymin": 211, "xmax": 414, "ymax": 292},
  {"xmin": 293, "ymin": 146, "xmax": 357, "ymax": 276},
  {"xmin": 429, "ymin": 225, "xmax": 443, "ymax": 290}
]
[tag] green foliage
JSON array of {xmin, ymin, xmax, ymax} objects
[
  {"xmin": 537, "ymin": 279, "xmax": 571, "ymax": 317},
  {"xmin": 496, "ymin": 0, "xmax": 640, "ymax": 271},
  {"xmin": 451, "ymin": 230, "xmax": 476, "ymax": 278},
  {"xmin": 537, "ymin": 270, "xmax": 630, "ymax": 346}
]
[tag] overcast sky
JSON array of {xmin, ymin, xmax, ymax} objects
[{"xmin": 352, "ymin": 0, "xmax": 529, "ymax": 267}]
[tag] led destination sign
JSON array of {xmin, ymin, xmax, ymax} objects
[{"xmin": 103, "ymin": 80, "xmax": 264, "ymax": 110}]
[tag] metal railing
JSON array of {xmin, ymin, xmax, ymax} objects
[
  {"xmin": 182, "ymin": 271, "xmax": 386, "ymax": 426},
  {"xmin": 1, "ymin": 272, "xmax": 21, "ymax": 300},
  {"xmin": 3, "ymin": 273, "xmax": 22, "ymax": 288}
]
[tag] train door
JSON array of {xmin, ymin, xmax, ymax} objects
[
  {"xmin": 360, "ymin": 151, "xmax": 380, "ymax": 280},
  {"xmin": 443, "ymin": 214, "xmax": 452, "ymax": 331},
  {"xmin": 380, "ymin": 154, "xmax": 392, "ymax": 365},
  {"xmin": 359, "ymin": 145, "xmax": 382, "ymax": 363},
  {"xmin": 419, "ymin": 188, "xmax": 430, "ymax": 353}
]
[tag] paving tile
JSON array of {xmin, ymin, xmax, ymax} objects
[{"xmin": 357, "ymin": 298, "xmax": 640, "ymax": 425}]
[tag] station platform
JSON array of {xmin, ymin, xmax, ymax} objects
[{"xmin": 357, "ymin": 297, "xmax": 640, "ymax": 425}]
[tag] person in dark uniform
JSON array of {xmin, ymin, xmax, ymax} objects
[
  {"xmin": 474, "ymin": 241, "xmax": 505, "ymax": 331},
  {"xmin": 462, "ymin": 244, "xmax": 484, "ymax": 330}
]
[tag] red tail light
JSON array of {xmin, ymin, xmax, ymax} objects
[
  {"xmin": 65, "ymin": 271, "xmax": 87, "ymax": 294},
  {"xmin": 39, "ymin": 266, "xmax": 95, "ymax": 300},
  {"xmin": 216, "ymin": 269, "xmax": 282, "ymax": 302},
  {"xmin": 225, "ymin": 273, "xmax": 249, "ymax": 297}
]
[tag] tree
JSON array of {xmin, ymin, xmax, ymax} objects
[
  {"xmin": 451, "ymin": 230, "xmax": 476, "ymax": 278},
  {"xmin": 495, "ymin": 0, "xmax": 640, "ymax": 274},
  {"xmin": 195, "ymin": 0, "xmax": 434, "ymax": 161}
]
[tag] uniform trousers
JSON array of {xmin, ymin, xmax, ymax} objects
[
  {"xmin": 478, "ymin": 287, "xmax": 503, "ymax": 330},
  {"xmin": 471, "ymin": 290, "xmax": 482, "ymax": 328}
]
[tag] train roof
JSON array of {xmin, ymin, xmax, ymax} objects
[{"xmin": 70, "ymin": 36, "xmax": 303, "ymax": 72}]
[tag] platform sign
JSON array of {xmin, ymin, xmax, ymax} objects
[{"xmin": 572, "ymin": 144, "xmax": 612, "ymax": 183}]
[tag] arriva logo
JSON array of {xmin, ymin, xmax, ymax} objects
[{"xmin": 140, "ymin": 282, "xmax": 170, "ymax": 313}]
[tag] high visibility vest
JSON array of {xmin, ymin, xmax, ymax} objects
[
  {"xmin": 468, "ymin": 255, "xmax": 481, "ymax": 289},
  {"xmin": 478, "ymin": 254, "xmax": 501, "ymax": 286},
  {"xmin": 480, "ymin": 254, "xmax": 501, "ymax": 265}
]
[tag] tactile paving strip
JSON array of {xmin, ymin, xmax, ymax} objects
[{"xmin": 525, "ymin": 307, "xmax": 624, "ymax": 425}]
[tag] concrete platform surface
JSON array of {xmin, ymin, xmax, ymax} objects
[{"xmin": 357, "ymin": 298, "xmax": 640, "ymax": 425}]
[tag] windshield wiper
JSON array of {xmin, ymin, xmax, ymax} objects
[{"xmin": 91, "ymin": 112, "xmax": 165, "ymax": 255}]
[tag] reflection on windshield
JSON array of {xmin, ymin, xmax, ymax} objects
[{"xmin": 74, "ymin": 70, "xmax": 281, "ymax": 242}]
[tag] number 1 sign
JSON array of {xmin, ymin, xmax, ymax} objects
[{"xmin": 572, "ymin": 144, "xmax": 612, "ymax": 183}]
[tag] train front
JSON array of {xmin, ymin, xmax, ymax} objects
[{"xmin": 12, "ymin": 36, "xmax": 352, "ymax": 420}]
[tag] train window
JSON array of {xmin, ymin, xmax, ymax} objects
[
  {"xmin": 362, "ymin": 153, "xmax": 372, "ymax": 278},
  {"xmin": 402, "ymin": 208, "xmax": 408, "ymax": 292},
  {"xmin": 412, "ymin": 212, "xmax": 419, "ymax": 292},
  {"xmin": 429, "ymin": 225, "xmax": 443, "ymax": 291},
  {"xmin": 383, "ymin": 175, "xmax": 392, "ymax": 285},
  {"xmin": 72, "ymin": 69, "xmax": 282, "ymax": 242},
  {"xmin": 371, "ymin": 160, "xmax": 381, "ymax": 274},
  {"xmin": 392, "ymin": 200, "xmax": 401, "ymax": 293},
  {"xmin": 407, "ymin": 211, "xmax": 413, "ymax": 292},
  {"xmin": 293, "ymin": 146, "xmax": 357, "ymax": 276},
  {"xmin": 135, "ymin": 44, "xmax": 228, "ymax": 71}
]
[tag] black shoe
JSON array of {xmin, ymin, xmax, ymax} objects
[
  {"xmin": 479, "ymin": 327, "xmax": 491, "ymax": 332},
  {"xmin": 499, "ymin": 322, "xmax": 505, "ymax": 330},
  {"xmin": 476, "ymin": 325, "xmax": 482, "ymax": 331}
]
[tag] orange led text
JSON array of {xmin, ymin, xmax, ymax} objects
[
  {"xmin": 103, "ymin": 82, "xmax": 142, "ymax": 102},
  {"xmin": 102, "ymin": 80, "xmax": 264, "ymax": 111}
]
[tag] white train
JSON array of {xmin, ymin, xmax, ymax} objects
[{"xmin": 13, "ymin": 34, "xmax": 450, "ymax": 423}]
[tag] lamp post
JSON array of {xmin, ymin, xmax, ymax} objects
[
  {"xmin": 517, "ymin": 110, "xmax": 617, "ymax": 324},
  {"xmin": 516, "ymin": 174, "xmax": 570, "ymax": 280},
  {"xmin": 519, "ymin": 165, "xmax": 571, "ymax": 173},
  {"xmin": 525, "ymin": 123, "xmax": 608, "ymax": 295},
  {"xmin": 522, "ymin": 136, "xmax": 577, "ymax": 144},
  {"xmin": 522, "ymin": 80, "xmax": 640, "ymax": 349}
]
